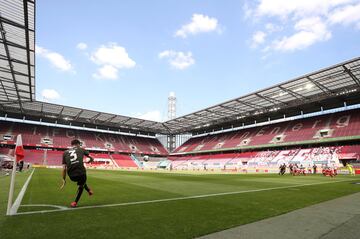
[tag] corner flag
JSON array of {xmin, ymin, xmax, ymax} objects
[
  {"xmin": 7, "ymin": 134, "xmax": 24, "ymax": 215},
  {"xmin": 15, "ymin": 135, "xmax": 24, "ymax": 162}
]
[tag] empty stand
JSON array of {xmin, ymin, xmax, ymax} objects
[
  {"xmin": 111, "ymin": 154, "xmax": 137, "ymax": 167},
  {"xmin": 23, "ymin": 149, "xmax": 45, "ymax": 165},
  {"xmin": 174, "ymin": 109, "xmax": 360, "ymax": 154},
  {"xmin": 168, "ymin": 145, "xmax": 354, "ymax": 170},
  {"xmin": 45, "ymin": 150, "xmax": 63, "ymax": 166},
  {"xmin": 0, "ymin": 121, "xmax": 168, "ymax": 155}
]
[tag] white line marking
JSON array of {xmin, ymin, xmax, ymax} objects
[
  {"xmin": 14, "ymin": 179, "xmax": 354, "ymax": 216},
  {"xmin": 9, "ymin": 169, "xmax": 35, "ymax": 216},
  {"xmin": 21, "ymin": 204, "xmax": 68, "ymax": 210}
]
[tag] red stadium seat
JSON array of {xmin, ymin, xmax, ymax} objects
[
  {"xmin": 174, "ymin": 109, "xmax": 360, "ymax": 154},
  {"xmin": 0, "ymin": 122, "xmax": 168, "ymax": 156}
]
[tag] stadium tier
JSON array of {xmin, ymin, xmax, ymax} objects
[
  {"xmin": 0, "ymin": 148, "xmax": 139, "ymax": 169},
  {"xmin": 169, "ymin": 145, "xmax": 360, "ymax": 171},
  {"xmin": 111, "ymin": 154, "xmax": 138, "ymax": 168},
  {"xmin": 0, "ymin": 121, "xmax": 168, "ymax": 155},
  {"xmin": 1, "ymin": 108, "xmax": 360, "ymax": 171},
  {"xmin": 173, "ymin": 108, "xmax": 360, "ymax": 154}
]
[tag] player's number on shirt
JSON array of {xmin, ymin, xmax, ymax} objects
[{"xmin": 69, "ymin": 150, "xmax": 78, "ymax": 162}]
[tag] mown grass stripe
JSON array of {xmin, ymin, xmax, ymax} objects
[{"xmin": 15, "ymin": 178, "xmax": 353, "ymax": 216}]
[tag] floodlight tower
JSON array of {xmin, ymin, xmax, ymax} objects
[
  {"xmin": 167, "ymin": 92, "xmax": 177, "ymax": 152},
  {"xmin": 168, "ymin": 92, "xmax": 176, "ymax": 120}
]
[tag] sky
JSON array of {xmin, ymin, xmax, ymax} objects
[{"xmin": 36, "ymin": 0, "xmax": 360, "ymax": 122}]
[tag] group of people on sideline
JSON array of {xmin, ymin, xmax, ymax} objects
[{"xmin": 279, "ymin": 162, "xmax": 356, "ymax": 176}]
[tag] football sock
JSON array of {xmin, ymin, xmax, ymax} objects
[
  {"xmin": 84, "ymin": 184, "xmax": 90, "ymax": 192},
  {"xmin": 75, "ymin": 185, "xmax": 84, "ymax": 203}
]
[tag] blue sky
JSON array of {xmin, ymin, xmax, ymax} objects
[{"xmin": 36, "ymin": 0, "xmax": 360, "ymax": 122}]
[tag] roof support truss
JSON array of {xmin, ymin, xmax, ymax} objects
[
  {"xmin": 23, "ymin": 0, "xmax": 33, "ymax": 100},
  {"xmin": 255, "ymin": 93, "xmax": 287, "ymax": 105},
  {"xmin": 236, "ymin": 99, "xmax": 262, "ymax": 109},
  {"xmin": 278, "ymin": 85, "xmax": 308, "ymax": 100},
  {"xmin": 74, "ymin": 110, "xmax": 84, "ymax": 121},
  {"xmin": 306, "ymin": 76, "xmax": 333, "ymax": 95},
  {"xmin": 343, "ymin": 65, "xmax": 360, "ymax": 87},
  {"xmin": 0, "ymin": 17, "xmax": 23, "ymax": 112}
]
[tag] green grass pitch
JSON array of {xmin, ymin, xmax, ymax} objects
[{"xmin": 0, "ymin": 168, "xmax": 359, "ymax": 239}]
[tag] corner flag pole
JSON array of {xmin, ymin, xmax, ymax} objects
[{"xmin": 6, "ymin": 134, "xmax": 24, "ymax": 216}]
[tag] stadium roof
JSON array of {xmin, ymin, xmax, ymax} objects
[
  {"xmin": 0, "ymin": 0, "xmax": 359, "ymax": 136},
  {"xmin": 0, "ymin": 100, "xmax": 169, "ymax": 134},
  {"xmin": 163, "ymin": 57, "xmax": 360, "ymax": 134},
  {"xmin": 2, "ymin": 57, "xmax": 358, "ymax": 135},
  {"xmin": 0, "ymin": 0, "xmax": 35, "ymax": 104}
]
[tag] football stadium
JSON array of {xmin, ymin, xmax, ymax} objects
[{"xmin": 1, "ymin": 1, "xmax": 360, "ymax": 239}]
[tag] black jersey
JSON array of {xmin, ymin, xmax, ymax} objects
[{"xmin": 62, "ymin": 147, "xmax": 89, "ymax": 177}]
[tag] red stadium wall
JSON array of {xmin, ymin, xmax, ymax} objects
[
  {"xmin": 0, "ymin": 121, "xmax": 168, "ymax": 156},
  {"xmin": 174, "ymin": 109, "xmax": 360, "ymax": 154}
]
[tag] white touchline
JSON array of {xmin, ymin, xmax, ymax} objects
[
  {"xmin": 14, "ymin": 179, "xmax": 354, "ymax": 216},
  {"xmin": 9, "ymin": 168, "xmax": 35, "ymax": 216},
  {"xmin": 21, "ymin": 204, "xmax": 68, "ymax": 210}
]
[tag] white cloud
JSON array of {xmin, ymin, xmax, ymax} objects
[
  {"xmin": 92, "ymin": 65, "xmax": 118, "ymax": 80},
  {"xmin": 271, "ymin": 17, "xmax": 331, "ymax": 51},
  {"xmin": 36, "ymin": 45, "xmax": 73, "ymax": 72},
  {"xmin": 328, "ymin": 3, "xmax": 360, "ymax": 26},
  {"xmin": 255, "ymin": 0, "xmax": 356, "ymax": 19},
  {"xmin": 159, "ymin": 50, "xmax": 195, "ymax": 70},
  {"xmin": 245, "ymin": 0, "xmax": 360, "ymax": 53},
  {"xmin": 41, "ymin": 89, "xmax": 60, "ymax": 101},
  {"xmin": 136, "ymin": 110, "xmax": 162, "ymax": 122},
  {"xmin": 251, "ymin": 31, "xmax": 267, "ymax": 47},
  {"xmin": 243, "ymin": 3, "xmax": 253, "ymax": 20},
  {"xmin": 90, "ymin": 43, "xmax": 136, "ymax": 80},
  {"xmin": 265, "ymin": 23, "xmax": 283, "ymax": 33},
  {"xmin": 76, "ymin": 42, "xmax": 88, "ymax": 50},
  {"xmin": 91, "ymin": 43, "xmax": 136, "ymax": 68},
  {"xmin": 175, "ymin": 14, "xmax": 220, "ymax": 38}
]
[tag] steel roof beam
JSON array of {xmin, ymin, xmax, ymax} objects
[
  {"xmin": 0, "ymin": 17, "xmax": 23, "ymax": 113},
  {"xmin": 117, "ymin": 117, "xmax": 134, "ymax": 125},
  {"xmin": 255, "ymin": 93, "xmax": 287, "ymax": 105},
  {"xmin": 40, "ymin": 102, "xmax": 44, "ymax": 117},
  {"xmin": 236, "ymin": 99, "xmax": 262, "ymax": 109},
  {"xmin": 102, "ymin": 114, "xmax": 117, "ymax": 123},
  {"xmin": 188, "ymin": 114, "xmax": 213, "ymax": 124},
  {"xmin": 73, "ymin": 109, "xmax": 84, "ymax": 121},
  {"xmin": 0, "ymin": 55, "xmax": 34, "ymax": 66},
  {"xmin": 219, "ymin": 105, "xmax": 245, "ymax": 113},
  {"xmin": 278, "ymin": 85, "xmax": 308, "ymax": 100},
  {"xmin": 0, "ymin": 80, "xmax": 9, "ymax": 100},
  {"xmin": 0, "ymin": 76, "xmax": 32, "ymax": 86},
  {"xmin": 57, "ymin": 106, "xmax": 65, "ymax": 118},
  {"xmin": 205, "ymin": 109, "xmax": 234, "ymax": 117},
  {"xmin": 23, "ymin": 0, "xmax": 33, "ymax": 100},
  {"xmin": 343, "ymin": 65, "xmax": 360, "ymax": 87},
  {"xmin": 0, "ymin": 91, "xmax": 22, "ymax": 98},
  {"xmin": 0, "ymin": 66, "xmax": 33, "ymax": 77},
  {"xmin": 132, "ymin": 119, "xmax": 147, "ymax": 126},
  {"xmin": 0, "ymin": 16, "xmax": 34, "ymax": 32},
  {"xmin": 141, "ymin": 121, "xmax": 160, "ymax": 127},
  {"xmin": 89, "ymin": 112, "xmax": 101, "ymax": 122},
  {"xmin": 0, "ymin": 100, "xmax": 25, "ymax": 105},
  {"xmin": 306, "ymin": 76, "xmax": 333, "ymax": 95},
  {"xmin": 0, "ymin": 39, "xmax": 33, "ymax": 52}
]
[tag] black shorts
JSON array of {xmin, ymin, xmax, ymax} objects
[{"xmin": 69, "ymin": 174, "xmax": 87, "ymax": 186}]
